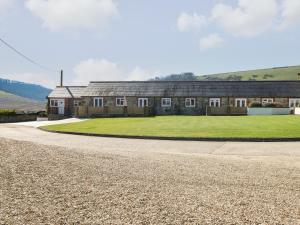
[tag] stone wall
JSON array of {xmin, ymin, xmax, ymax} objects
[
  {"xmin": 56, "ymin": 96, "xmax": 291, "ymax": 117},
  {"xmin": 48, "ymin": 114, "xmax": 69, "ymax": 121},
  {"xmin": 206, "ymin": 107, "xmax": 247, "ymax": 116},
  {"xmin": 0, "ymin": 114, "xmax": 37, "ymax": 123}
]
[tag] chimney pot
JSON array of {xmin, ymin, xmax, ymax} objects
[{"xmin": 60, "ymin": 70, "xmax": 63, "ymax": 86}]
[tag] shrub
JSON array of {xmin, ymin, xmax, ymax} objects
[
  {"xmin": 250, "ymin": 102, "xmax": 262, "ymax": 108},
  {"xmin": 264, "ymin": 103, "xmax": 276, "ymax": 108},
  {"xmin": 273, "ymin": 102, "xmax": 283, "ymax": 108},
  {"xmin": 0, "ymin": 109, "xmax": 16, "ymax": 116},
  {"xmin": 250, "ymin": 102, "xmax": 284, "ymax": 108},
  {"xmin": 38, "ymin": 111, "xmax": 48, "ymax": 117},
  {"xmin": 264, "ymin": 103, "xmax": 284, "ymax": 108}
]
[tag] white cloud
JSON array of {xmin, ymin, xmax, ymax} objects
[
  {"xmin": 177, "ymin": 12, "xmax": 206, "ymax": 32},
  {"xmin": 199, "ymin": 34, "xmax": 223, "ymax": 51},
  {"xmin": 279, "ymin": 0, "xmax": 300, "ymax": 30},
  {"xmin": 0, "ymin": 0, "xmax": 14, "ymax": 15},
  {"xmin": 1, "ymin": 72, "xmax": 56, "ymax": 88},
  {"xmin": 73, "ymin": 59, "xmax": 155, "ymax": 85},
  {"xmin": 211, "ymin": 0, "xmax": 278, "ymax": 37},
  {"xmin": 126, "ymin": 67, "xmax": 154, "ymax": 81},
  {"xmin": 25, "ymin": 0, "xmax": 118, "ymax": 31},
  {"xmin": 73, "ymin": 59, "xmax": 123, "ymax": 85}
]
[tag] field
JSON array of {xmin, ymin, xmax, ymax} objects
[
  {"xmin": 0, "ymin": 90, "xmax": 45, "ymax": 112},
  {"xmin": 198, "ymin": 65, "xmax": 300, "ymax": 81},
  {"xmin": 43, "ymin": 115, "xmax": 300, "ymax": 139}
]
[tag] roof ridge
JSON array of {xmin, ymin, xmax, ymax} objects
[
  {"xmin": 65, "ymin": 87, "xmax": 74, "ymax": 99},
  {"xmin": 89, "ymin": 80, "xmax": 300, "ymax": 83},
  {"xmin": 55, "ymin": 86, "xmax": 87, "ymax": 88}
]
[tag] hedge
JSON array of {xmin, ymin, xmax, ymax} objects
[{"xmin": 0, "ymin": 109, "xmax": 16, "ymax": 116}]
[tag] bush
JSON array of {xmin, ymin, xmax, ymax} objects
[
  {"xmin": 38, "ymin": 111, "xmax": 48, "ymax": 117},
  {"xmin": 250, "ymin": 102, "xmax": 284, "ymax": 108},
  {"xmin": 264, "ymin": 103, "xmax": 284, "ymax": 108},
  {"xmin": 264, "ymin": 103, "xmax": 277, "ymax": 108},
  {"xmin": 0, "ymin": 109, "xmax": 16, "ymax": 116},
  {"xmin": 250, "ymin": 102, "xmax": 262, "ymax": 108}
]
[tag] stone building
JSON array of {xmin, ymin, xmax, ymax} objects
[{"xmin": 47, "ymin": 81, "xmax": 300, "ymax": 118}]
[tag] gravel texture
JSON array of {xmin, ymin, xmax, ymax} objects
[{"xmin": 0, "ymin": 138, "xmax": 300, "ymax": 225}]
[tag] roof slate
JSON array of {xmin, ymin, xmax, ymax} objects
[
  {"xmin": 48, "ymin": 81, "xmax": 300, "ymax": 98},
  {"xmin": 82, "ymin": 81, "xmax": 300, "ymax": 98},
  {"xmin": 48, "ymin": 86, "xmax": 87, "ymax": 98}
]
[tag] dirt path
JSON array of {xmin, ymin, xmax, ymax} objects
[
  {"xmin": 1, "ymin": 124, "xmax": 300, "ymax": 157},
  {"xmin": 0, "ymin": 124, "xmax": 300, "ymax": 224}
]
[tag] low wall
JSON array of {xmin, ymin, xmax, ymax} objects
[
  {"xmin": 206, "ymin": 107, "xmax": 247, "ymax": 116},
  {"xmin": 247, "ymin": 108, "xmax": 291, "ymax": 115},
  {"xmin": 0, "ymin": 114, "xmax": 37, "ymax": 123},
  {"xmin": 37, "ymin": 117, "xmax": 48, "ymax": 121},
  {"xmin": 76, "ymin": 106, "xmax": 153, "ymax": 117},
  {"xmin": 48, "ymin": 114, "xmax": 69, "ymax": 121}
]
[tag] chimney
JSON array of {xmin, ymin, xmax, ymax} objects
[{"xmin": 60, "ymin": 70, "xmax": 63, "ymax": 86}]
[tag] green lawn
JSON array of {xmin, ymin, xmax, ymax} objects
[{"xmin": 42, "ymin": 116, "xmax": 300, "ymax": 139}]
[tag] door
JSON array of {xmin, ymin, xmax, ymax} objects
[
  {"xmin": 58, "ymin": 99, "xmax": 65, "ymax": 115},
  {"xmin": 209, "ymin": 98, "xmax": 220, "ymax": 107},
  {"xmin": 235, "ymin": 98, "xmax": 247, "ymax": 107},
  {"xmin": 289, "ymin": 98, "xmax": 300, "ymax": 108},
  {"xmin": 138, "ymin": 98, "xmax": 148, "ymax": 107}
]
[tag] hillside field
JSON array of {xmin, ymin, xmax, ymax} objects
[
  {"xmin": 198, "ymin": 65, "xmax": 300, "ymax": 81},
  {"xmin": 0, "ymin": 78, "xmax": 52, "ymax": 101},
  {"xmin": 0, "ymin": 91, "xmax": 46, "ymax": 112}
]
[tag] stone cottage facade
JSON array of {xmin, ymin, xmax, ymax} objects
[{"xmin": 47, "ymin": 81, "xmax": 300, "ymax": 118}]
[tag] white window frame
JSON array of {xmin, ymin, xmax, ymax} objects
[
  {"xmin": 93, "ymin": 97, "xmax": 103, "ymax": 107},
  {"xmin": 209, "ymin": 98, "xmax": 221, "ymax": 107},
  {"xmin": 262, "ymin": 98, "xmax": 273, "ymax": 105},
  {"xmin": 235, "ymin": 98, "xmax": 247, "ymax": 108},
  {"xmin": 138, "ymin": 98, "xmax": 149, "ymax": 108},
  {"xmin": 161, "ymin": 98, "xmax": 171, "ymax": 107},
  {"xmin": 50, "ymin": 99, "xmax": 59, "ymax": 107},
  {"xmin": 185, "ymin": 98, "xmax": 196, "ymax": 108},
  {"xmin": 289, "ymin": 98, "xmax": 300, "ymax": 108},
  {"xmin": 116, "ymin": 97, "xmax": 126, "ymax": 107}
]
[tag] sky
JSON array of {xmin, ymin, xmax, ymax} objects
[{"xmin": 0, "ymin": 0, "xmax": 300, "ymax": 88}]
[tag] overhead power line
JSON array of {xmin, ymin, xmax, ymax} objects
[{"xmin": 0, "ymin": 37, "xmax": 59, "ymax": 73}]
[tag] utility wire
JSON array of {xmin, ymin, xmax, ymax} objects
[{"xmin": 0, "ymin": 37, "xmax": 59, "ymax": 73}]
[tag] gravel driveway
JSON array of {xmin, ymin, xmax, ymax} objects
[{"xmin": 0, "ymin": 124, "xmax": 300, "ymax": 224}]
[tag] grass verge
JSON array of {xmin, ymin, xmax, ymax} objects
[{"xmin": 41, "ymin": 115, "xmax": 300, "ymax": 139}]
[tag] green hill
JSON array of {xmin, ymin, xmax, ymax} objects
[
  {"xmin": 0, "ymin": 78, "xmax": 51, "ymax": 102},
  {"xmin": 198, "ymin": 65, "xmax": 300, "ymax": 81},
  {"xmin": 0, "ymin": 90, "xmax": 46, "ymax": 112}
]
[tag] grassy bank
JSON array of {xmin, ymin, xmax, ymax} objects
[
  {"xmin": 42, "ymin": 116, "xmax": 300, "ymax": 139},
  {"xmin": 198, "ymin": 65, "xmax": 300, "ymax": 81}
]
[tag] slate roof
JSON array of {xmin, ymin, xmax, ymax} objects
[
  {"xmin": 48, "ymin": 81, "xmax": 300, "ymax": 98},
  {"xmin": 48, "ymin": 86, "xmax": 87, "ymax": 98},
  {"xmin": 81, "ymin": 81, "xmax": 300, "ymax": 98}
]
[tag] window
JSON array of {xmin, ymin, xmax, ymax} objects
[
  {"xmin": 289, "ymin": 98, "xmax": 300, "ymax": 108},
  {"xmin": 93, "ymin": 97, "xmax": 103, "ymax": 107},
  {"xmin": 262, "ymin": 98, "xmax": 273, "ymax": 105},
  {"xmin": 161, "ymin": 98, "xmax": 171, "ymax": 107},
  {"xmin": 209, "ymin": 98, "xmax": 221, "ymax": 107},
  {"xmin": 185, "ymin": 98, "xmax": 196, "ymax": 107},
  {"xmin": 74, "ymin": 100, "xmax": 80, "ymax": 107},
  {"xmin": 116, "ymin": 97, "xmax": 126, "ymax": 107},
  {"xmin": 235, "ymin": 98, "xmax": 247, "ymax": 107},
  {"xmin": 138, "ymin": 98, "xmax": 148, "ymax": 108},
  {"xmin": 50, "ymin": 99, "xmax": 58, "ymax": 107}
]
